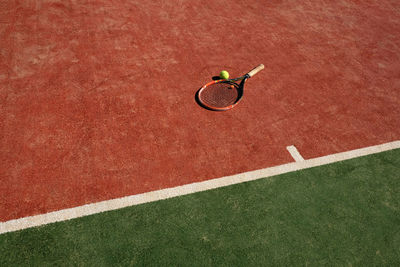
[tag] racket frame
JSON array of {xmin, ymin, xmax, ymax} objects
[
  {"xmin": 197, "ymin": 64, "xmax": 264, "ymax": 111},
  {"xmin": 198, "ymin": 76, "xmax": 248, "ymax": 111}
]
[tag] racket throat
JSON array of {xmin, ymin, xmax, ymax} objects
[{"xmin": 240, "ymin": 76, "xmax": 249, "ymax": 87}]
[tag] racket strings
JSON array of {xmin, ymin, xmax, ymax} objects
[{"xmin": 199, "ymin": 82, "xmax": 241, "ymax": 108}]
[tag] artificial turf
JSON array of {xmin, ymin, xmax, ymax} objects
[{"xmin": 1, "ymin": 149, "xmax": 399, "ymax": 266}]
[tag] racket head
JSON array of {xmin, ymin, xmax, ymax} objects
[{"xmin": 197, "ymin": 79, "xmax": 245, "ymax": 111}]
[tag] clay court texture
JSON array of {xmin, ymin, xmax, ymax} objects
[{"xmin": 1, "ymin": 0, "xmax": 400, "ymax": 265}]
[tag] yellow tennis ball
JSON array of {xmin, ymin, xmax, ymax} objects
[{"xmin": 219, "ymin": 70, "xmax": 229, "ymax": 79}]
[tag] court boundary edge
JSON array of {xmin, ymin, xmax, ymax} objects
[{"xmin": 1, "ymin": 140, "xmax": 400, "ymax": 234}]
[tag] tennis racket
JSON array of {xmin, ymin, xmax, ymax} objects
[{"xmin": 197, "ymin": 64, "xmax": 264, "ymax": 111}]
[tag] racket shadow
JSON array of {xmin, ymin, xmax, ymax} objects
[
  {"xmin": 195, "ymin": 76, "xmax": 248, "ymax": 111},
  {"xmin": 195, "ymin": 75, "xmax": 232, "ymax": 111},
  {"xmin": 195, "ymin": 81, "xmax": 244, "ymax": 112},
  {"xmin": 195, "ymin": 88, "xmax": 219, "ymax": 111}
]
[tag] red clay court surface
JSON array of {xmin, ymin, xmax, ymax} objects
[{"xmin": 1, "ymin": 1, "xmax": 400, "ymax": 222}]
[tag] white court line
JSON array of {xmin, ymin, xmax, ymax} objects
[
  {"xmin": 286, "ymin": 145, "xmax": 305, "ymax": 162},
  {"xmin": 1, "ymin": 140, "xmax": 400, "ymax": 235}
]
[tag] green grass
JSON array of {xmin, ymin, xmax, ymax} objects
[{"xmin": 1, "ymin": 149, "xmax": 400, "ymax": 266}]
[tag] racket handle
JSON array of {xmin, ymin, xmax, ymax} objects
[{"xmin": 247, "ymin": 64, "xmax": 265, "ymax": 77}]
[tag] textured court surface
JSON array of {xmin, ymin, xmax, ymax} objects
[{"xmin": 1, "ymin": 0, "xmax": 400, "ymax": 222}]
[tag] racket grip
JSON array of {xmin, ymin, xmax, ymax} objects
[{"xmin": 247, "ymin": 64, "xmax": 265, "ymax": 77}]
